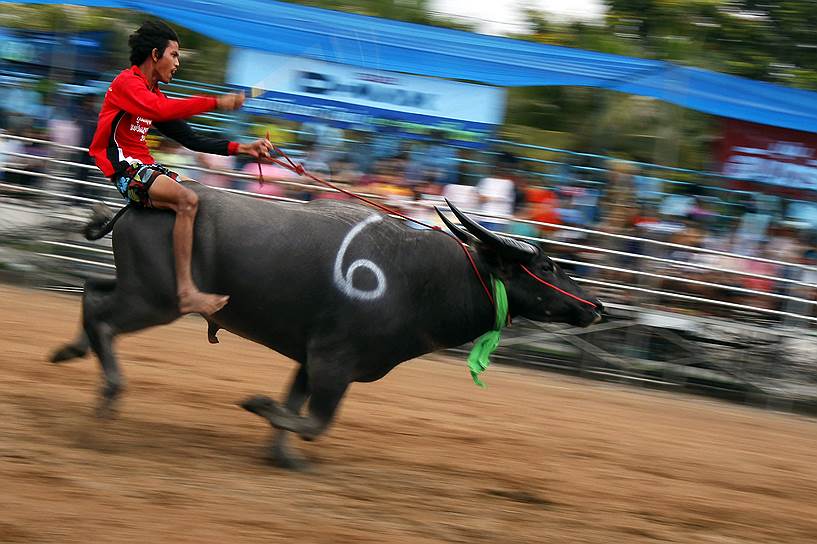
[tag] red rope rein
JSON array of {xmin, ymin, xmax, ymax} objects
[
  {"xmin": 256, "ymin": 139, "xmax": 495, "ymax": 304},
  {"xmin": 258, "ymin": 140, "xmax": 439, "ymax": 229},
  {"xmin": 520, "ymin": 264, "xmax": 598, "ymax": 308},
  {"xmin": 255, "ymin": 138, "xmax": 592, "ymax": 313}
]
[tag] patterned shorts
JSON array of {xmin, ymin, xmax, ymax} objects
[{"xmin": 113, "ymin": 163, "xmax": 181, "ymax": 208}]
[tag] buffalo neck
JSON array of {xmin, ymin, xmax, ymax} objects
[{"xmin": 426, "ymin": 240, "xmax": 498, "ymax": 349}]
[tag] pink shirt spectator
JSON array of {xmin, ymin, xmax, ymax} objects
[
  {"xmin": 242, "ymin": 162, "xmax": 294, "ymax": 197},
  {"xmin": 198, "ymin": 154, "xmax": 235, "ymax": 189}
]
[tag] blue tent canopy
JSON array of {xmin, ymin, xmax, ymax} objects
[{"xmin": 6, "ymin": 0, "xmax": 817, "ymax": 133}]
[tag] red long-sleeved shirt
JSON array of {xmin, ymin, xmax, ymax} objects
[{"xmin": 89, "ymin": 66, "xmax": 238, "ymax": 177}]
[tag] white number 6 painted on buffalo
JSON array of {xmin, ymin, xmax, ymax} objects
[{"xmin": 333, "ymin": 215, "xmax": 387, "ymax": 301}]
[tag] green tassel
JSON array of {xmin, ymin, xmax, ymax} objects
[{"xmin": 466, "ymin": 278, "xmax": 508, "ymax": 388}]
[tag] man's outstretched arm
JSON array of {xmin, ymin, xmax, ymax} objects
[
  {"xmin": 154, "ymin": 119, "xmax": 272, "ymax": 158},
  {"xmin": 107, "ymin": 75, "xmax": 245, "ymax": 122}
]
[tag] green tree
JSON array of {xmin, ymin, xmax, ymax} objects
[
  {"xmin": 606, "ymin": 0, "xmax": 817, "ymax": 89},
  {"xmin": 503, "ymin": 2, "xmax": 817, "ymax": 168}
]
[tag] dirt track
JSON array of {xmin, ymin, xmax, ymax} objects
[{"xmin": 2, "ymin": 285, "xmax": 817, "ymax": 543}]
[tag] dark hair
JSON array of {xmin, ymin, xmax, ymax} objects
[{"xmin": 128, "ymin": 20, "xmax": 179, "ymax": 66}]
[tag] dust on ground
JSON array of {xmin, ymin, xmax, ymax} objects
[{"xmin": 2, "ymin": 285, "xmax": 816, "ymax": 543}]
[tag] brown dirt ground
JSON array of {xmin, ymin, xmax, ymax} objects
[{"xmin": 1, "ymin": 284, "xmax": 816, "ymax": 544}]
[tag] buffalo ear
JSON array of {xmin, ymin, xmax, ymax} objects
[
  {"xmin": 435, "ymin": 207, "xmax": 478, "ymax": 245},
  {"xmin": 444, "ymin": 198, "xmax": 538, "ymax": 262}
]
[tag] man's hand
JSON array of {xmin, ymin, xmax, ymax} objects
[
  {"xmin": 237, "ymin": 138, "xmax": 273, "ymax": 159},
  {"xmin": 216, "ymin": 92, "xmax": 245, "ymax": 111}
]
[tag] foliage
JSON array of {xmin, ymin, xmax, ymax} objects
[
  {"xmin": 605, "ymin": 0, "xmax": 817, "ymax": 89},
  {"xmin": 506, "ymin": 1, "xmax": 817, "ymax": 167}
]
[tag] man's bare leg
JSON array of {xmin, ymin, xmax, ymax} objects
[{"xmin": 148, "ymin": 175, "xmax": 229, "ymax": 315}]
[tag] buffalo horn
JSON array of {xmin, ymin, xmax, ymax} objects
[
  {"xmin": 444, "ymin": 198, "xmax": 538, "ymax": 261},
  {"xmin": 435, "ymin": 206, "xmax": 478, "ymax": 245}
]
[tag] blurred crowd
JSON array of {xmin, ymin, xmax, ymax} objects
[{"xmin": 1, "ymin": 76, "xmax": 816, "ymax": 324}]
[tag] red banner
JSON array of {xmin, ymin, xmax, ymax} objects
[{"xmin": 718, "ymin": 119, "xmax": 817, "ymax": 193}]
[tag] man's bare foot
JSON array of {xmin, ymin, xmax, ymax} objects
[{"xmin": 179, "ymin": 290, "xmax": 229, "ymax": 315}]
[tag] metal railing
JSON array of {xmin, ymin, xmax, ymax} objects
[{"xmin": 2, "ymin": 133, "xmax": 815, "ymax": 327}]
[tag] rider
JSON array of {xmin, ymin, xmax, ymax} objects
[{"xmin": 89, "ymin": 20, "xmax": 272, "ymax": 316}]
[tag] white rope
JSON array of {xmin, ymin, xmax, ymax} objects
[
  {"xmin": 0, "ymin": 169, "xmax": 307, "ymax": 206},
  {"xmin": 34, "ymin": 252, "xmax": 115, "ymax": 269},
  {"xmin": 1, "ymin": 133, "xmax": 88, "ymax": 153},
  {"xmin": 575, "ymin": 277, "xmax": 817, "ymax": 323},
  {"xmin": 0, "ymin": 178, "xmax": 122, "ymax": 207},
  {"xmin": 513, "ymin": 232, "xmax": 817, "ymax": 289},
  {"xmin": 602, "ymin": 302, "xmax": 817, "ymax": 339},
  {"xmin": 2, "ymin": 149, "xmax": 99, "ymax": 171},
  {"xmin": 4, "ymin": 136, "xmax": 815, "ymax": 292},
  {"xmin": 0, "ymin": 133, "xmax": 385, "ymax": 200},
  {"xmin": 10, "ymin": 179, "xmax": 810, "ymax": 321},
  {"xmin": 553, "ymin": 256, "xmax": 817, "ymax": 307},
  {"xmin": 40, "ymin": 240, "xmax": 113, "ymax": 255},
  {"xmin": 507, "ymin": 215, "xmax": 817, "ymax": 272},
  {"xmin": 4, "ymin": 164, "xmax": 813, "ymax": 291},
  {"xmin": 4, "ymin": 133, "xmax": 813, "ymax": 273},
  {"xmin": 40, "ymin": 285, "xmax": 84, "ymax": 293},
  {"xmin": 36, "ymin": 240, "xmax": 816, "ymax": 309}
]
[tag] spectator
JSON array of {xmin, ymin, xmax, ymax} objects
[
  {"xmin": 198, "ymin": 153, "xmax": 235, "ymax": 189},
  {"xmin": 476, "ymin": 151, "xmax": 517, "ymax": 232},
  {"xmin": 73, "ymin": 93, "xmax": 101, "ymax": 198},
  {"xmin": 241, "ymin": 160, "xmax": 290, "ymax": 198},
  {"xmin": 152, "ymin": 139, "xmax": 196, "ymax": 178}
]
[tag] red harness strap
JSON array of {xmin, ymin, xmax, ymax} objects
[
  {"xmin": 256, "ymin": 141, "xmax": 594, "ymax": 313},
  {"xmin": 256, "ymin": 140, "xmax": 495, "ymax": 305},
  {"xmin": 520, "ymin": 264, "xmax": 598, "ymax": 308},
  {"xmin": 259, "ymin": 141, "xmax": 440, "ymax": 229}
]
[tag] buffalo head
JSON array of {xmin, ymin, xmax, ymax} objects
[{"xmin": 437, "ymin": 200, "xmax": 603, "ymax": 327}]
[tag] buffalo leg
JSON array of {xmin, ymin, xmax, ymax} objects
[
  {"xmin": 49, "ymin": 332, "xmax": 90, "ymax": 363},
  {"xmin": 86, "ymin": 319, "xmax": 121, "ymax": 418},
  {"xmin": 242, "ymin": 359, "xmax": 349, "ymax": 442},
  {"xmin": 78, "ymin": 281, "xmax": 178, "ymax": 417},
  {"xmin": 266, "ymin": 365, "xmax": 310, "ymax": 469},
  {"xmin": 49, "ymin": 277, "xmax": 116, "ymax": 364},
  {"xmin": 81, "ymin": 283, "xmax": 123, "ymax": 417}
]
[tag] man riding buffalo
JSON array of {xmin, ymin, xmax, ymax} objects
[{"xmin": 89, "ymin": 19, "xmax": 272, "ymax": 315}]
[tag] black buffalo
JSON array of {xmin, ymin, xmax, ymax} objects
[{"xmin": 51, "ymin": 182, "xmax": 602, "ymax": 468}]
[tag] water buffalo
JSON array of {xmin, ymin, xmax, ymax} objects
[{"xmin": 50, "ymin": 181, "xmax": 602, "ymax": 468}]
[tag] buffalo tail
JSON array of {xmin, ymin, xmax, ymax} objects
[{"xmin": 84, "ymin": 202, "xmax": 131, "ymax": 240}]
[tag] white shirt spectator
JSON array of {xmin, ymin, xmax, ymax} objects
[
  {"xmin": 442, "ymin": 183, "xmax": 479, "ymax": 212},
  {"xmin": 477, "ymin": 176, "xmax": 515, "ymax": 225},
  {"xmin": 48, "ymin": 118, "xmax": 80, "ymax": 148}
]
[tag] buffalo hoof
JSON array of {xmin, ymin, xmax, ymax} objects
[
  {"xmin": 49, "ymin": 343, "xmax": 88, "ymax": 364},
  {"xmin": 95, "ymin": 396, "xmax": 119, "ymax": 420},
  {"xmin": 265, "ymin": 449, "xmax": 309, "ymax": 471},
  {"xmin": 240, "ymin": 396, "xmax": 317, "ymax": 441},
  {"xmin": 300, "ymin": 429, "xmax": 319, "ymax": 442},
  {"xmin": 240, "ymin": 395, "xmax": 290, "ymax": 421},
  {"xmin": 95, "ymin": 381, "xmax": 123, "ymax": 419}
]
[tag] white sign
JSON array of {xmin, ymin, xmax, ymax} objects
[
  {"xmin": 719, "ymin": 119, "xmax": 817, "ymax": 192},
  {"xmin": 227, "ymin": 49, "xmax": 506, "ymax": 127}
]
